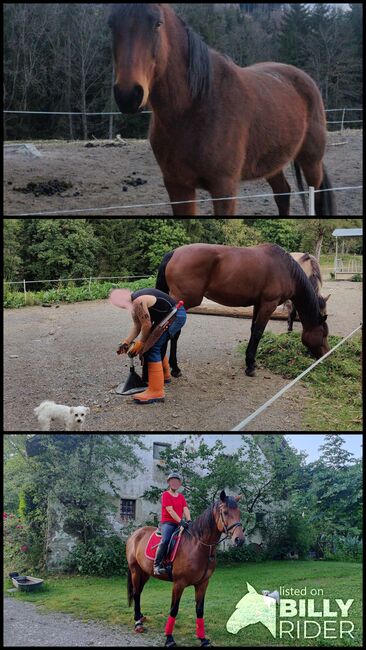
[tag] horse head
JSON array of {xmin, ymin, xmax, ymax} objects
[
  {"xmin": 215, "ymin": 490, "xmax": 245, "ymax": 547},
  {"xmin": 109, "ymin": 4, "xmax": 168, "ymax": 114},
  {"xmin": 302, "ymin": 315, "xmax": 330, "ymax": 359}
]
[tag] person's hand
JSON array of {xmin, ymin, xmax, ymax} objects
[
  {"xmin": 117, "ymin": 340, "xmax": 130, "ymax": 355},
  {"xmin": 128, "ymin": 340, "xmax": 144, "ymax": 357}
]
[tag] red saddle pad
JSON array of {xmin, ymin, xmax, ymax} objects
[{"xmin": 145, "ymin": 528, "xmax": 182, "ymax": 562}]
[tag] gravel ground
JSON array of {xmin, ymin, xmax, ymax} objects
[
  {"xmin": 3, "ymin": 280, "xmax": 362, "ymax": 432},
  {"xmin": 4, "ymin": 597, "xmax": 162, "ymax": 647},
  {"xmin": 4, "ymin": 130, "xmax": 362, "ymax": 216}
]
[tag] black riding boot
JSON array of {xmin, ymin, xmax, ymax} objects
[{"xmin": 154, "ymin": 541, "xmax": 169, "ymax": 575}]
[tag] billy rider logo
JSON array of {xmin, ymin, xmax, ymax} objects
[{"xmin": 226, "ymin": 583, "xmax": 355, "ymax": 640}]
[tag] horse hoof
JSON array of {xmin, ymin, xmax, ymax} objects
[
  {"xmin": 245, "ymin": 367, "xmax": 256, "ymax": 377},
  {"xmin": 135, "ymin": 627, "xmax": 145, "ymax": 633},
  {"xmin": 171, "ymin": 368, "xmax": 182, "ymax": 378}
]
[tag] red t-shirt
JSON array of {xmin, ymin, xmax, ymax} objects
[{"xmin": 161, "ymin": 490, "xmax": 187, "ymax": 523}]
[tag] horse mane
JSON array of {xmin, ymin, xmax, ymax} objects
[
  {"xmin": 271, "ymin": 245, "xmax": 322, "ymax": 326},
  {"xmin": 189, "ymin": 502, "xmax": 215, "ymax": 537},
  {"xmin": 297, "ymin": 252, "xmax": 326, "ymax": 313},
  {"xmin": 178, "ymin": 18, "xmax": 213, "ymax": 101},
  {"xmin": 189, "ymin": 495, "xmax": 237, "ymax": 537}
]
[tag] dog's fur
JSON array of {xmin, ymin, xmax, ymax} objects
[{"xmin": 34, "ymin": 400, "xmax": 89, "ymax": 431}]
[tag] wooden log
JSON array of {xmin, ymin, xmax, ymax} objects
[{"xmin": 188, "ymin": 303, "xmax": 298, "ymax": 321}]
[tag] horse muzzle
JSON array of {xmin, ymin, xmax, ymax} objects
[{"xmin": 114, "ymin": 84, "xmax": 145, "ymax": 114}]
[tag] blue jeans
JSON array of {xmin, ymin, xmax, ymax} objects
[
  {"xmin": 160, "ymin": 522, "xmax": 179, "ymax": 543},
  {"xmin": 146, "ymin": 306, "xmax": 187, "ymax": 363}
]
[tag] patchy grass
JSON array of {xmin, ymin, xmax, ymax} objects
[
  {"xmin": 239, "ymin": 331, "xmax": 362, "ymax": 431},
  {"xmin": 4, "ymin": 562, "xmax": 362, "ymax": 646}
]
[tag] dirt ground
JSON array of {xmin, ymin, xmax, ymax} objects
[
  {"xmin": 4, "ymin": 280, "xmax": 362, "ymax": 432},
  {"xmin": 4, "ymin": 130, "xmax": 362, "ymax": 216}
]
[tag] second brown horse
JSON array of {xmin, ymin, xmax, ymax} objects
[
  {"xmin": 156, "ymin": 243, "xmax": 330, "ymax": 377},
  {"xmin": 109, "ymin": 4, "xmax": 336, "ymax": 216}
]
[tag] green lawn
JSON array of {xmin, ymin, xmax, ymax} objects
[{"xmin": 4, "ymin": 561, "xmax": 362, "ymax": 646}]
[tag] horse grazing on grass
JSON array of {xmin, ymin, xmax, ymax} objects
[
  {"xmin": 109, "ymin": 3, "xmax": 336, "ymax": 216},
  {"xmin": 285, "ymin": 252, "xmax": 331, "ymax": 332},
  {"xmin": 126, "ymin": 490, "xmax": 244, "ymax": 647},
  {"xmin": 156, "ymin": 243, "xmax": 330, "ymax": 377}
]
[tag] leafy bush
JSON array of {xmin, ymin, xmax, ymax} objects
[
  {"xmin": 62, "ymin": 535, "xmax": 128, "ymax": 576},
  {"xmin": 322, "ymin": 534, "xmax": 362, "ymax": 562}
]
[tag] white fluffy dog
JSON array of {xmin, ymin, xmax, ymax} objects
[{"xmin": 34, "ymin": 401, "xmax": 90, "ymax": 431}]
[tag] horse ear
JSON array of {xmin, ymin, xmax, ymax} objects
[
  {"xmin": 324, "ymin": 294, "xmax": 331, "ymax": 303},
  {"xmin": 234, "ymin": 495, "xmax": 241, "ymax": 502},
  {"xmin": 321, "ymin": 314, "xmax": 328, "ymax": 323},
  {"xmin": 220, "ymin": 490, "xmax": 226, "ymax": 502}
]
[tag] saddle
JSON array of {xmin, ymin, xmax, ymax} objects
[{"xmin": 145, "ymin": 526, "xmax": 183, "ymax": 565}]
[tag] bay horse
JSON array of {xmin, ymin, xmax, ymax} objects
[
  {"xmin": 126, "ymin": 490, "xmax": 244, "ymax": 647},
  {"xmin": 156, "ymin": 243, "xmax": 330, "ymax": 377},
  {"xmin": 108, "ymin": 4, "xmax": 336, "ymax": 216},
  {"xmin": 285, "ymin": 252, "xmax": 330, "ymax": 332}
]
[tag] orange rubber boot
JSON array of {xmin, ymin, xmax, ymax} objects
[
  {"xmin": 162, "ymin": 355, "xmax": 172, "ymax": 384},
  {"xmin": 134, "ymin": 362, "xmax": 165, "ymax": 404}
]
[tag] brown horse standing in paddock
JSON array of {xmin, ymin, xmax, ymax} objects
[
  {"xmin": 285, "ymin": 252, "xmax": 331, "ymax": 332},
  {"xmin": 126, "ymin": 490, "xmax": 244, "ymax": 647},
  {"xmin": 109, "ymin": 4, "xmax": 336, "ymax": 216},
  {"xmin": 156, "ymin": 243, "xmax": 330, "ymax": 377}
]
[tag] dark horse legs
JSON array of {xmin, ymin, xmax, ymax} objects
[
  {"xmin": 167, "ymin": 331, "xmax": 182, "ymax": 377},
  {"xmin": 168, "ymin": 302, "xmax": 279, "ymax": 377},
  {"xmin": 245, "ymin": 301, "xmax": 279, "ymax": 376}
]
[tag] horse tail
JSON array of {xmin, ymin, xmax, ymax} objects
[
  {"xmin": 156, "ymin": 250, "xmax": 175, "ymax": 293},
  {"xmin": 293, "ymin": 162, "xmax": 337, "ymax": 216},
  {"xmin": 292, "ymin": 162, "xmax": 307, "ymax": 215},
  {"xmin": 319, "ymin": 165, "xmax": 337, "ymax": 216},
  {"xmin": 127, "ymin": 567, "xmax": 133, "ymax": 607}
]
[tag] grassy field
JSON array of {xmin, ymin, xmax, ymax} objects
[
  {"xmin": 4, "ymin": 562, "xmax": 362, "ymax": 646},
  {"xmin": 240, "ymin": 331, "xmax": 362, "ymax": 431}
]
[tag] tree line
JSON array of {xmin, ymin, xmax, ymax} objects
[
  {"xmin": 4, "ymin": 218, "xmax": 362, "ymax": 283},
  {"xmin": 4, "ymin": 3, "xmax": 362, "ymax": 141}
]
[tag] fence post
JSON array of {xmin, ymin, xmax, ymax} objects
[
  {"xmin": 309, "ymin": 186, "xmax": 315, "ymax": 215},
  {"xmin": 341, "ymin": 108, "xmax": 346, "ymax": 135},
  {"xmin": 23, "ymin": 279, "xmax": 27, "ymax": 305}
]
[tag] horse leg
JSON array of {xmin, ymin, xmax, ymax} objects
[
  {"xmin": 295, "ymin": 158, "xmax": 325, "ymax": 215},
  {"xmin": 129, "ymin": 565, "xmax": 150, "ymax": 632},
  {"xmin": 245, "ymin": 301, "xmax": 279, "ymax": 376},
  {"xmin": 288, "ymin": 303, "xmax": 297, "ymax": 332},
  {"xmin": 164, "ymin": 581, "xmax": 186, "ymax": 647},
  {"xmin": 266, "ymin": 171, "xmax": 291, "ymax": 216},
  {"xmin": 164, "ymin": 181, "xmax": 197, "ymax": 216},
  {"xmin": 208, "ymin": 178, "xmax": 238, "ymax": 215},
  {"xmin": 169, "ymin": 331, "xmax": 182, "ymax": 377},
  {"xmin": 195, "ymin": 579, "xmax": 212, "ymax": 647}
]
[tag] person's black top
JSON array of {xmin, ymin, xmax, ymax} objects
[{"xmin": 131, "ymin": 288, "xmax": 176, "ymax": 327}]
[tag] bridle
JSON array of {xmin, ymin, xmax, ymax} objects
[
  {"xmin": 185, "ymin": 501, "xmax": 244, "ymax": 556},
  {"xmin": 218, "ymin": 504, "xmax": 243, "ymax": 538}
]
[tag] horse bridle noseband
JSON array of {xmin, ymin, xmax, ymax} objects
[{"xmin": 219, "ymin": 506, "xmax": 243, "ymax": 538}]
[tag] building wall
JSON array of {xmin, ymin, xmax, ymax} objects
[{"xmin": 45, "ymin": 434, "xmax": 267, "ymax": 566}]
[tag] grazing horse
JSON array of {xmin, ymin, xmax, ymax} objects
[
  {"xmin": 126, "ymin": 490, "xmax": 244, "ymax": 647},
  {"xmin": 285, "ymin": 252, "xmax": 331, "ymax": 332},
  {"xmin": 109, "ymin": 3, "xmax": 336, "ymax": 216},
  {"xmin": 156, "ymin": 243, "xmax": 330, "ymax": 377}
]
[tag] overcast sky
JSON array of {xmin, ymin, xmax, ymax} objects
[{"xmin": 285, "ymin": 434, "xmax": 362, "ymax": 463}]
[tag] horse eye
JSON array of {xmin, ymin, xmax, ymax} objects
[{"xmin": 155, "ymin": 21, "xmax": 163, "ymax": 29}]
